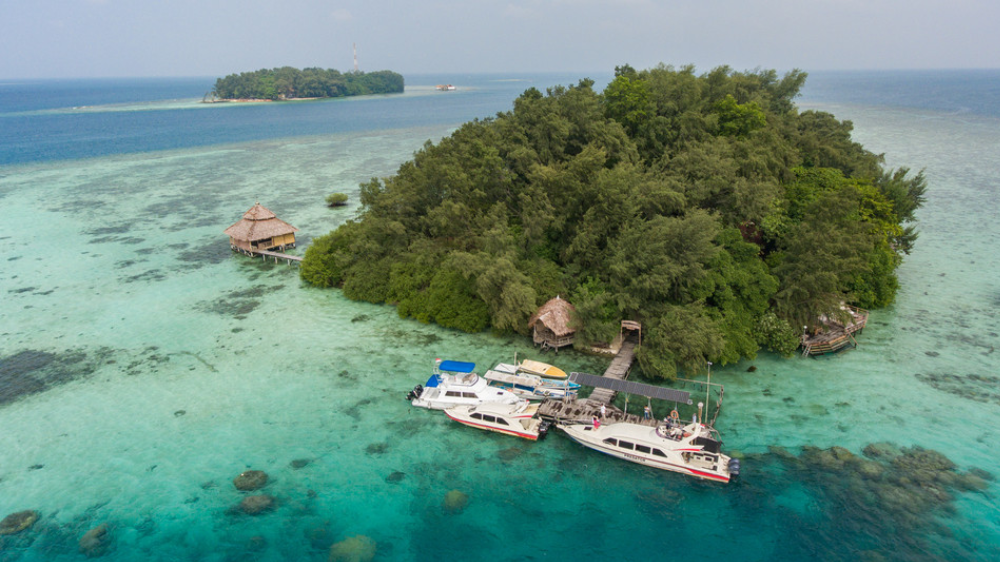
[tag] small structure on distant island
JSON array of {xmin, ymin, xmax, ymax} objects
[
  {"xmin": 801, "ymin": 304, "xmax": 869, "ymax": 356},
  {"xmin": 224, "ymin": 203, "xmax": 298, "ymax": 254},
  {"xmin": 436, "ymin": 84, "xmax": 456, "ymax": 91},
  {"xmin": 529, "ymin": 296, "xmax": 576, "ymax": 351}
]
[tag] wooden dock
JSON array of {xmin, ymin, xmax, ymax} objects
[
  {"xmin": 537, "ymin": 339, "xmax": 639, "ymax": 424},
  {"xmin": 254, "ymin": 249, "xmax": 302, "ymax": 264},
  {"xmin": 801, "ymin": 305, "xmax": 868, "ymax": 356},
  {"xmin": 588, "ymin": 339, "xmax": 635, "ymax": 404},
  {"xmin": 231, "ymin": 246, "xmax": 302, "ymax": 265}
]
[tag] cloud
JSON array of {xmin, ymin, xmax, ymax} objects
[
  {"xmin": 504, "ymin": 3, "xmax": 536, "ymax": 18},
  {"xmin": 331, "ymin": 9, "xmax": 353, "ymax": 22}
]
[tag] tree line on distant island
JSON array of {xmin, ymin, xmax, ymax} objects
[
  {"xmin": 301, "ymin": 63, "xmax": 926, "ymax": 380},
  {"xmin": 210, "ymin": 67, "xmax": 403, "ymax": 101}
]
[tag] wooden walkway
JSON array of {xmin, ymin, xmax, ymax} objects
[
  {"xmin": 254, "ymin": 250, "xmax": 302, "ymax": 264},
  {"xmin": 232, "ymin": 246, "xmax": 302, "ymax": 265},
  {"xmin": 801, "ymin": 305, "xmax": 868, "ymax": 356},
  {"xmin": 537, "ymin": 339, "xmax": 640, "ymax": 425},
  {"xmin": 588, "ymin": 339, "xmax": 635, "ymax": 404}
]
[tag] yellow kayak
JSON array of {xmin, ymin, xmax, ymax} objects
[{"xmin": 518, "ymin": 359, "xmax": 568, "ymax": 380}]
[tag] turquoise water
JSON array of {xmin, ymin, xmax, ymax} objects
[{"xmin": 1, "ymin": 72, "xmax": 999, "ymax": 561}]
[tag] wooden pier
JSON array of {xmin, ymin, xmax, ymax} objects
[
  {"xmin": 801, "ymin": 305, "xmax": 868, "ymax": 356},
  {"xmin": 588, "ymin": 339, "xmax": 636, "ymax": 404},
  {"xmin": 253, "ymin": 249, "xmax": 302, "ymax": 265},
  {"xmin": 232, "ymin": 246, "xmax": 302, "ymax": 265},
  {"xmin": 537, "ymin": 339, "xmax": 639, "ymax": 424}
]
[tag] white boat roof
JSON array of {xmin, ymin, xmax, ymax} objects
[
  {"xmin": 484, "ymin": 370, "xmax": 541, "ymax": 385},
  {"xmin": 491, "ymin": 362, "xmax": 519, "ymax": 374},
  {"xmin": 467, "ymin": 400, "xmax": 538, "ymax": 416}
]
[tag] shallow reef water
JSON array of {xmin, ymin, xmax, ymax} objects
[{"xmin": 2, "ymin": 73, "xmax": 1000, "ymax": 560}]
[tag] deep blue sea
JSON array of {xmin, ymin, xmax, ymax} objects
[{"xmin": 1, "ymin": 70, "xmax": 999, "ymax": 561}]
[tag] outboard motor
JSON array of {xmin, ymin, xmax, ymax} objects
[
  {"xmin": 406, "ymin": 384, "xmax": 424, "ymax": 401},
  {"xmin": 728, "ymin": 458, "xmax": 741, "ymax": 478},
  {"xmin": 538, "ymin": 420, "xmax": 552, "ymax": 440}
]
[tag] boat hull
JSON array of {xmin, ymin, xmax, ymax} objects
[
  {"xmin": 518, "ymin": 359, "xmax": 568, "ymax": 379},
  {"xmin": 444, "ymin": 402, "xmax": 548, "ymax": 441},
  {"xmin": 559, "ymin": 423, "xmax": 732, "ymax": 483},
  {"xmin": 408, "ymin": 371, "xmax": 522, "ymax": 410}
]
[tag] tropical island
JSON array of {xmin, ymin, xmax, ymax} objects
[
  {"xmin": 208, "ymin": 67, "xmax": 403, "ymax": 102},
  {"xmin": 301, "ymin": 64, "xmax": 926, "ymax": 380}
]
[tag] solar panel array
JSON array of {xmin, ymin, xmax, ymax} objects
[{"xmin": 568, "ymin": 372, "xmax": 692, "ymax": 404}]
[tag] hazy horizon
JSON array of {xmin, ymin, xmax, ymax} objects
[{"xmin": 2, "ymin": 1, "xmax": 998, "ymax": 80}]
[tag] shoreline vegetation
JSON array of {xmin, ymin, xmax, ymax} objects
[
  {"xmin": 206, "ymin": 67, "xmax": 403, "ymax": 102},
  {"xmin": 300, "ymin": 63, "xmax": 926, "ymax": 380}
]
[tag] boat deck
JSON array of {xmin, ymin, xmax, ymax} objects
[
  {"xmin": 536, "ymin": 397, "xmax": 658, "ymax": 426},
  {"xmin": 801, "ymin": 305, "xmax": 868, "ymax": 356}
]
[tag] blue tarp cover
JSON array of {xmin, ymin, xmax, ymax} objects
[
  {"xmin": 425, "ymin": 375, "xmax": 440, "ymax": 388},
  {"xmin": 438, "ymin": 360, "xmax": 475, "ymax": 373}
]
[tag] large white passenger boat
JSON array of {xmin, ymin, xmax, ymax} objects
[
  {"xmin": 406, "ymin": 359, "xmax": 521, "ymax": 410},
  {"xmin": 558, "ymin": 420, "xmax": 740, "ymax": 483},
  {"xmin": 444, "ymin": 400, "xmax": 552, "ymax": 440},
  {"xmin": 484, "ymin": 363, "xmax": 580, "ymax": 400}
]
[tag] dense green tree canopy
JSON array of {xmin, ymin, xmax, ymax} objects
[
  {"xmin": 301, "ymin": 64, "xmax": 926, "ymax": 380},
  {"xmin": 211, "ymin": 67, "xmax": 403, "ymax": 100}
]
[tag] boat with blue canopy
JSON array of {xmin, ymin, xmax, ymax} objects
[{"xmin": 406, "ymin": 359, "xmax": 522, "ymax": 410}]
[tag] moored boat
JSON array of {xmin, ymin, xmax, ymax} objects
[
  {"xmin": 517, "ymin": 359, "xmax": 568, "ymax": 379},
  {"xmin": 558, "ymin": 420, "xmax": 740, "ymax": 483},
  {"xmin": 445, "ymin": 400, "xmax": 551, "ymax": 441},
  {"xmin": 406, "ymin": 359, "xmax": 522, "ymax": 410},
  {"xmin": 484, "ymin": 362, "xmax": 580, "ymax": 399}
]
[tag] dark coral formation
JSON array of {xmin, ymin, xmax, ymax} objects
[
  {"xmin": 78, "ymin": 523, "xmax": 113, "ymax": 558},
  {"xmin": 915, "ymin": 372, "xmax": 1000, "ymax": 405},
  {"xmin": 195, "ymin": 285, "xmax": 285, "ymax": 319},
  {"xmin": 328, "ymin": 534, "xmax": 376, "ymax": 562},
  {"xmin": 442, "ymin": 490, "xmax": 469, "ymax": 514},
  {"xmin": 233, "ymin": 470, "xmax": 269, "ymax": 491},
  {"xmin": 0, "ymin": 510, "xmax": 39, "ymax": 535},
  {"xmin": 0, "ymin": 348, "xmax": 106, "ymax": 407},
  {"xmin": 238, "ymin": 494, "xmax": 275, "ymax": 515},
  {"xmin": 743, "ymin": 443, "xmax": 993, "ymax": 561}
]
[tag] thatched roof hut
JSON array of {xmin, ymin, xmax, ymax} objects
[
  {"xmin": 528, "ymin": 296, "xmax": 576, "ymax": 350},
  {"xmin": 224, "ymin": 203, "xmax": 298, "ymax": 253}
]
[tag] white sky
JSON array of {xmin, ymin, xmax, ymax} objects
[{"xmin": 1, "ymin": 0, "xmax": 997, "ymax": 78}]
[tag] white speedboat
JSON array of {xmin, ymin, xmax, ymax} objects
[
  {"xmin": 484, "ymin": 363, "xmax": 580, "ymax": 400},
  {"xmin": 444, "ymin": 400, "xmax": 552, "ymax": 441},
  {"xmin": 558, "ymin": 420, "xmax": 740, "ymax": 483},
  {"xmin": 406, "ymin": 359, "xmax": 522, "ymax": 410}
]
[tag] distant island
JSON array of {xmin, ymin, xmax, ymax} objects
[
  {"xmin": 300, "ymin": 64, "xmax": 926, "ymax": 380},
  {"xmin": 207, "ymin": 67, "xmax": 403, "ymax": 102}
]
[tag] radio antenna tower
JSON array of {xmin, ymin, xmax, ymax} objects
[{"xmin": 353, "ymin": 43, "xmax": 358, "ymax": 72}]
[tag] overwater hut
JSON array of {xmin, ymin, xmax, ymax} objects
[
  {"xmin": 801, "ymin": 304, "xmax": 869, "ymax": 356},
  {"xmin": 224, "ymin": 203, "xmax": 298, "ymax": 254},
  {"xmin": 529, "ymin": 296, "xmax": 576, "ymax": 351}
]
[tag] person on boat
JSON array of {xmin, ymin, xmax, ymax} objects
[{"xmin": 592, "ymin": 416, "xmax": 601, "ymax": 429}]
